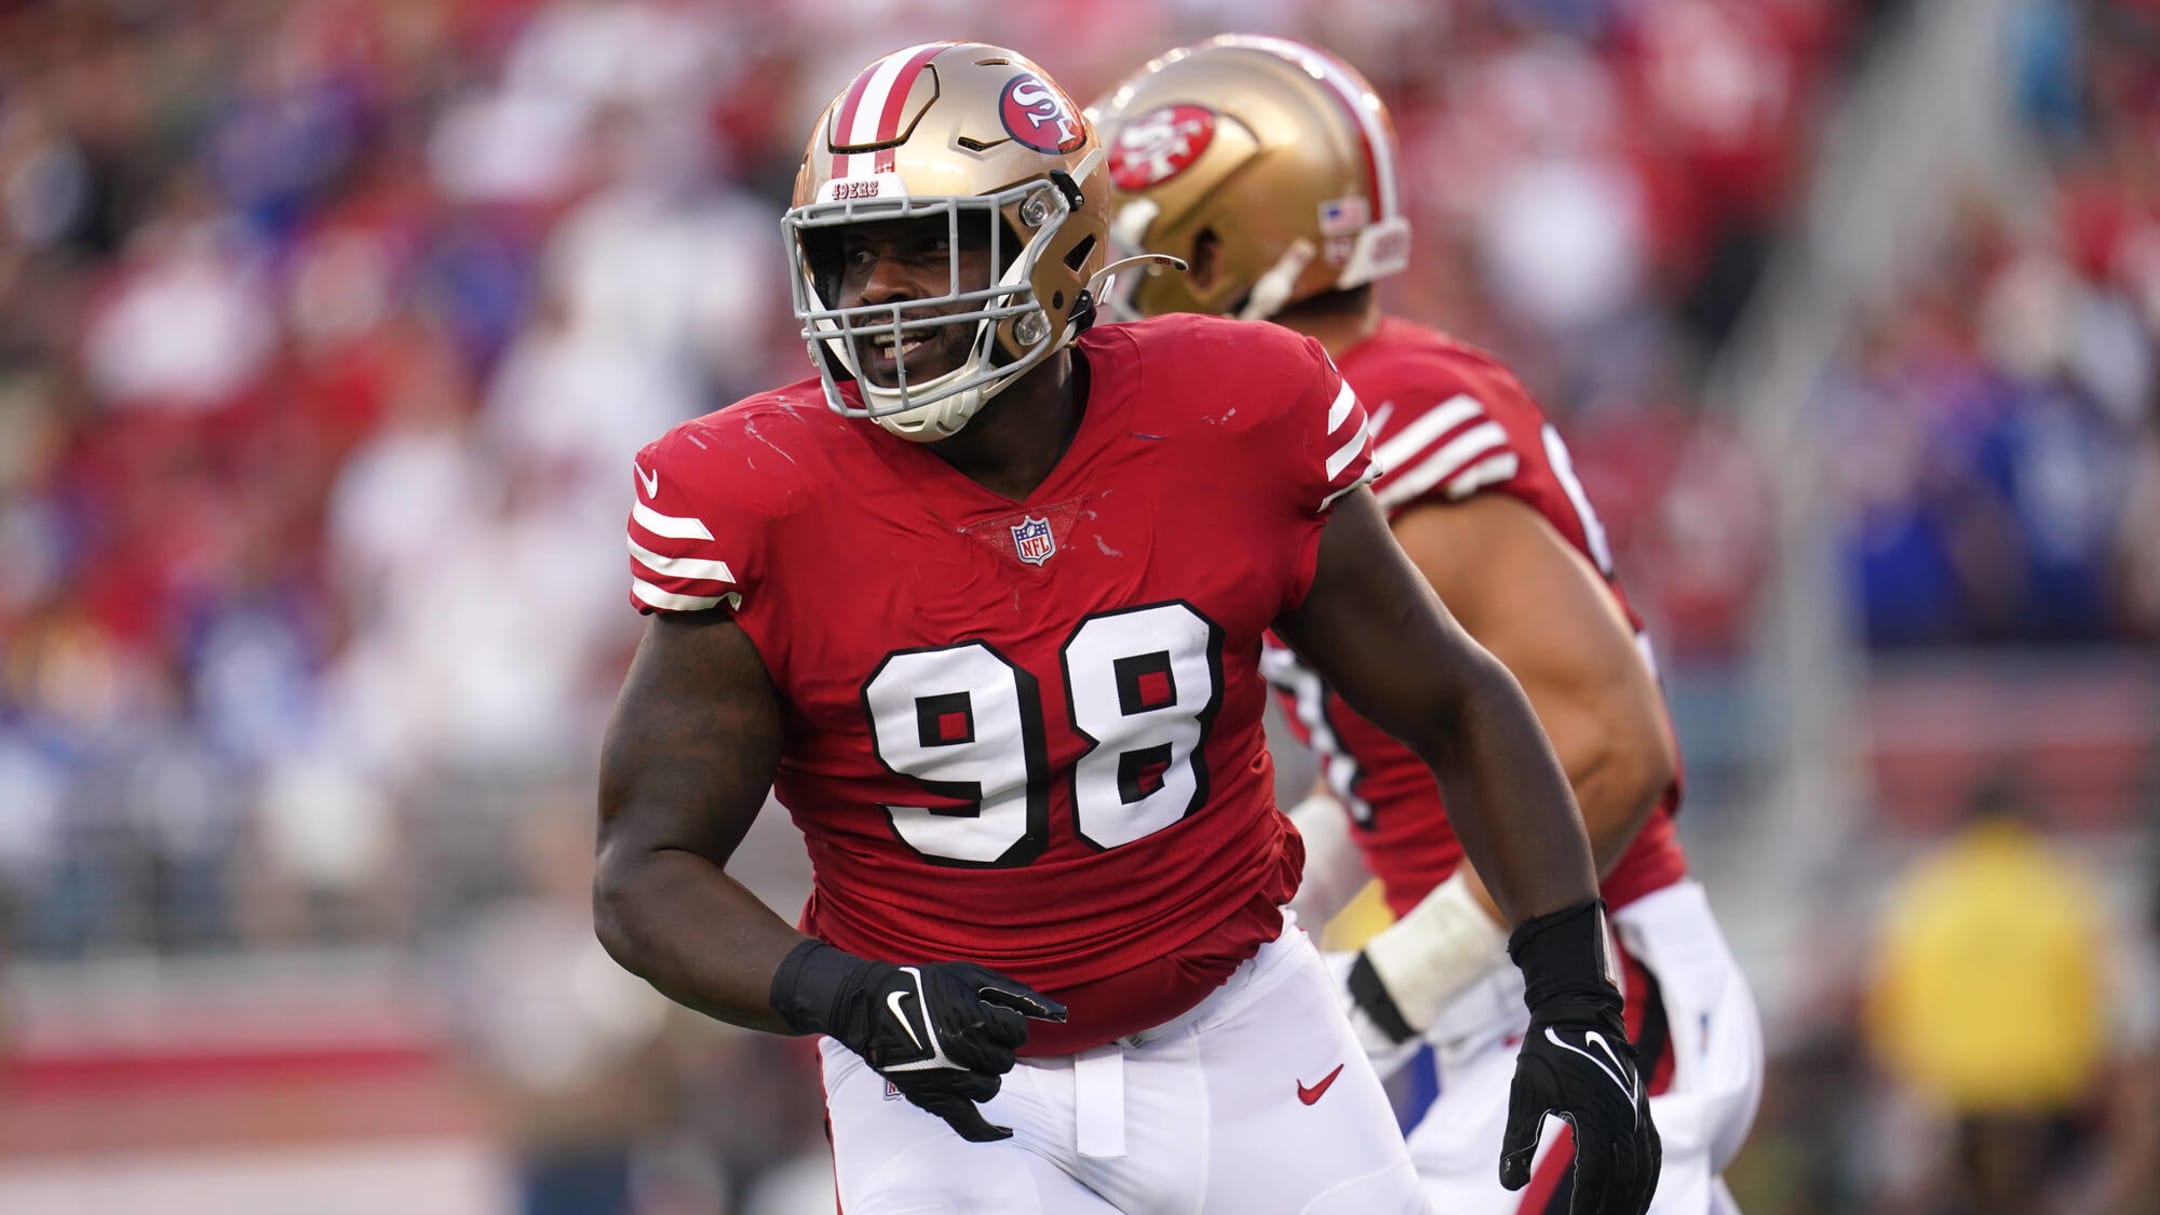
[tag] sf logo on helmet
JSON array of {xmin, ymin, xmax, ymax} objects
[
  {"xmin": 1109, "ymin": 105, "xmax": 1217, "ymax": 190},
  {"xmin": 1000, "ymin": 73, "xmax": 1086, "ymax": 154}
]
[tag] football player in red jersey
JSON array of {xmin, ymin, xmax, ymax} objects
[
  {"xmin": 1094, "ymin": 35, "xmax": 1763, "ymax": 1215},
  {"xmin": 595, "ymin": 42, "xmax": 1660, "ymax": 1215}
]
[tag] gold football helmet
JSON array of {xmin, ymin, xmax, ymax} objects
[
  {"xmin": 787, "ymin": 42, "xmax": 1113, "ymax": 441},
  {"xmin": 1089, "ymin": 35, "xmax": 1411, "ymax": 321}
]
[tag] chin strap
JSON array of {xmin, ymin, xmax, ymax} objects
[
  {"xmin": 1086, "ymin": 253, "xmax": 1188, "ymax": 323},
  {"xmin": 1236, "ymin": 239, "xmax": 1317, "ymax": 322}
]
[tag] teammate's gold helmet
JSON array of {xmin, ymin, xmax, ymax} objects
[
  {"xmin": 787, "ymin": 42, "xmax": 1111, "ymax": 441},
  {"xmin": 1089, "ymin": 35, "xmax": 1411, "ymax": 322}
]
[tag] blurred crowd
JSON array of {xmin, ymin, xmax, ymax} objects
[
  {"xmin": 0, "ymin": 1, "xmax": 2153, "ymax": 1214},
  {"xmin": 0, "ymin": 0, "xmax": 1863, "ymax": 963},
  {"xmin": 1821, "ymin": 0, "xmax": 2160, "ymax": 648}
]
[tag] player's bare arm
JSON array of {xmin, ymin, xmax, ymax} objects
[
  {"xmin": 1321, "ymin": 492, "xmax": 1680, "ymax": 1075},
  {"xmin": 1278, "ymin": 499, "xmax": 1673, "ymax": 1010},
  {"xmin": 1393, "ymin": 493, "xmax": 1675, "ymax": 891},
  {"xmin": 1274, "ymin": 486, "xmax": 1598, "ymax": 924},
  {"xmin": 594, "ymin": 612, "xmax": 801, "ymax": 1032},
  {"xmin": 595, "ymin": 610, "xmax": 1065, "ymax": 1142},
  {"xmin": 1278, "ymin": 482, "xmax": 1662, "ymax": 1210}
]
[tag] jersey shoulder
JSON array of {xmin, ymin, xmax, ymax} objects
[
  {"xmin": 1095, "ymin": 313, "xmax": 1332, "ymax": 428},
  {"xmin": 640, "ymin": 378, "xmax": 847, "ymax": 511},
  {"xmin": 1088, "ymin": 314, "xmax": 1374, "ymax": 512},
  {"xmin": 627, "ymin": 378, "xmax": 845, "ymax": 616},
  {"xmin": 1343, "ymin": 319, "xmax": 1557, "ymax": 513}
]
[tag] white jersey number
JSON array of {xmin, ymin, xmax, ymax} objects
[{"xmin": 864, "ymin": 602, "xmax": 1223, "ymax": 866}]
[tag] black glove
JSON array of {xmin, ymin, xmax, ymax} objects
[
  {"xmin": 770, "ymin": 940, "xmax": 1067, "ymax": 1143},
  {"xmin": 1499, "ymin": 900, "xmax": 1661, "ymax": 1215}
]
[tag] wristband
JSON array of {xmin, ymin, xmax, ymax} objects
[
  {"xmin": 1507, "ymin": 898, "xmax": 1623, "ymax": 1025},
  {"xmin": 1357, "ymin": 869, "xmax": 1510, "ymax": 1037},
  {"xmin": 769, "ymin": 939, "xmax": 864, "ymax": 1036}
]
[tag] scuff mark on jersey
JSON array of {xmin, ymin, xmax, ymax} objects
[
  {"xmin": 743, "ymin": 420, "xmax": 799, "ymax": 466},
  {"xmin": 1095, "ymin": 535, "xmax": 1123, "ymax": 557}
]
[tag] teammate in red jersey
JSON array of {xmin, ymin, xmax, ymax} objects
[
  {"xmin": 595, "ymin": 41, "xmax": 1660, "ymax": 1215},
  {"xmin": 1095, "ymin": 35, "xmax": 1762, "ymax": 1215}
]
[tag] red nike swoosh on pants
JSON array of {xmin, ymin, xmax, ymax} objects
[{"xmin": 1297, "ymin": 1063, "xmax": 1346, "ymax": 1105}]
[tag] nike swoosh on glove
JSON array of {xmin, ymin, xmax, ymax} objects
[
  {"xmin": 1498, "ymin": 900, "xmax": 1661, "ymax": 1215},
  {"xmin": 770, "ymin": 940, "xmax": 1068, "ymax": 1142}
]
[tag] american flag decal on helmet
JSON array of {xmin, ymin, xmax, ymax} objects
[{"xmin": 1010, "ymin": 516, "xmax": 1056, "ymax": 566}]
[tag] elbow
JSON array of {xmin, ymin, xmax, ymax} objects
[
  {"xmin": 590, "ymin": 842, "xmax": 651, "ymax": 977},
  {"xmin": 1620, "ymin": 709, "xmax": 1679, "ymax": 825},
  {"xmin": 1576, "ymin": 713, "xmax": 1677, "ymax": 869},
  {"xmin": 1385, "ymin": 643, "xmax": 1509, "ymax": 763}
]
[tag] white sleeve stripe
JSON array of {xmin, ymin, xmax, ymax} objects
[
  {"xmin": 632, "ymin": 499, "xmax": 714, "ymax": 541},
  {"xmin": 1442, "ymin": 451, "xmax": 1521, "ymax": 500},
  {"xmin": 1376, "ymin": 422, "xmax": 1508, "ymax": 508},
  {"xmin": 1318, "ymin": 463, "xmax": 1379, "ymax": 510},
  {"xmin": 1373, "ymin": 394, "xmax": 1483, "ymax": 470},
  {"xmin": 1544, "ymin": 424, "xmax": 1614, "ymax": 574},
  {"xmin": 632, "ymin": 578, "xmax": 725, "ymax": 612},
  {"xmin": 629, "ymin": 537, "xmax": 734, "ymax": 584},
  {"xmin": 1324, "ymin": 416, "xmax": 1372, "ymax": 480},
  {"xmin": 1325, "ymin": 380, "xmax": 1359, "ymax": 432}
]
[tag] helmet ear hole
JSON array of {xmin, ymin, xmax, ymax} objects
[{"xmin": 1188, "ymin": 229, "xmax": 1223, "ymax": 291}]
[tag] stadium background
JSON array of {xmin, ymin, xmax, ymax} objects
[{"xmin": 0, "ymin": 0, "xmax": 2153, "ymax": 1212}]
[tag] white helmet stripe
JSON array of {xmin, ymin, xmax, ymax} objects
[
  {"xmin": 1209, "ymin": 35, "xmax": 1400, "ymax": 222},
  {"xmin": 837, "ymin": 43, "xmax": 949, "ymax": 179}
]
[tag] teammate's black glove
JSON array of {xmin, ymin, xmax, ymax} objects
[
  {"xmin": 1499, "ymin": 900, "xmax": 1661, "ymax": 1215},
  {"xmin": 770, "ymin": 940, "xmax": 1068, "ymax": 1143}
]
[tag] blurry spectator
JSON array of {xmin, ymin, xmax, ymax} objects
[
  {"xmin": 439, "ymin": 794, "xmax": 673, "ymax": 1215},
  {"xmin": 1829, "ymin": 214, "xmax": 2156, "ymax": 648},
  {"xmin": 1569, "ymin": 393, "xmax": 1772, "ymax": 663},
  {"xmin": 1865, "ymin": 771, "xmax": 2112, "ymax": 1215},
  {"xmin": 2118, "ymin": 427, "xmax": 2160, "ymax": 638},
  {"xmin": 1724, "ymin": 1021, "xmax": 1884, "ymax": 1215},
  {"xmin": 80, "ymin": 170, "xmax": 275, "ymax": 413},
  {"xmin": 503, "ymin": 0, "xmax": 721, "ymax": 119},
  {"xmin": 1468, "ymin": 39, "xmax": 1650, "ymax": 344},
  {"xmin": 0, "ymin": 91, "xmax": 94, "ymax": 254},
  {"xmin": 243, "ymin": 752, "xmax": 399, "ymax": 945},
  {"xmin": 534, "ymin": 103, "xmax": 783, "ymax": 392}
]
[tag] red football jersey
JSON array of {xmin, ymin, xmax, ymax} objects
[
  {"xmin": 1264, "ymin": 316, "xmax": 1688, "ymax": 919},
  {"xmin": 626, "ymin": 314, "xmax": 1376, "ymax": 1054}
]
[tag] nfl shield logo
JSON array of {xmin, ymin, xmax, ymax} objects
[{"xmin": 1010, "ymin": 516, "xmax": 1056, "ymax": 566}]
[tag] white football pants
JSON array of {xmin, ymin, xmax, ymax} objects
[{"xmin": 820, "ymin": 923, "xmax": 1430, "ymax": 1215}]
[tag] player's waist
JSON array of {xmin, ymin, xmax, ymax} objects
[
  {"xmin": 1017, "ymin": 887, "xmax": 1286, "ymax": 1057},
  {"xmin": 801, "ymin": 796, "xmax": 1299, "ymax": 977},
  {"xmin": 1425, "ymin": 876, "xmax": 1719, "ymax": 1063},
  {"xmin": 1350, "ymin": 787, "xmax": 1685, "ymax": 915},
  {"xmin": 1600, "ymin": 810, "xmax": 1689, "ymax": 910}
]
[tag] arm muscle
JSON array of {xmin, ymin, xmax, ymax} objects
[
  {"xmin": 1391, "ymin": 494, "xmax": 1673, "ymax": 875},
  {"xmin": 594, "ymin": 612, "xmax": 805, "ymax": 1032},
  {"xmin": 1274, "ymin": 488, "xmax": 1597, "ymax": 925}
]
